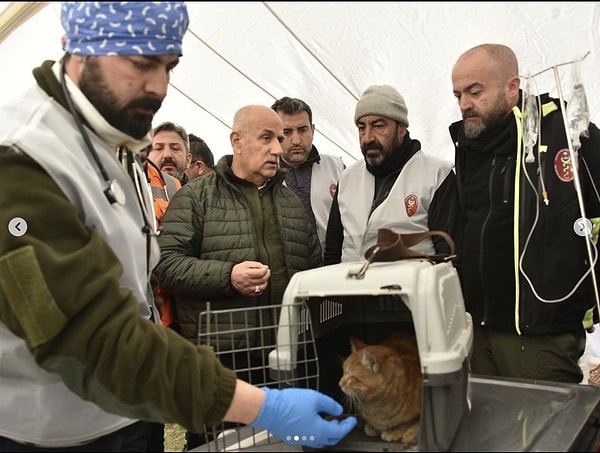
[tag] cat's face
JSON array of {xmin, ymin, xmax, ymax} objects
[
  {"xmin": 339, "ymin": 345, "xmax": 395, "ymax": 403},
  {"xmin": 338, "ymin": 335, "xmax": 421, "ymax": 408},
  {"xmin": 338, "ymin": 334, "xmax": 422, "ymax": 446},
  {"xmin": 339, "ymin": 353, "xmax": 368, "ymax": 410}
]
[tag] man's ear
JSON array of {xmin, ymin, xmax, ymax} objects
[
  {"xmin": 507, "ymin": 74, "xmax": 521, "ymax": 99},
  {"xmin": 230, "ymin": 131, "xmax": 242, "ymax": 154}
]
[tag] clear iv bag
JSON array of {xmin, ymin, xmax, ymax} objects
[
  {"xmin": 567, "ymin": 59, "xmax": 590, "ymax": 151},
  {"xmin": 522, "ymin": 75, "xmax": 538, "ymax": 163}
]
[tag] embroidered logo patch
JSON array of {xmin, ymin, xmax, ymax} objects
[
  {"xmin": 405, "ymin": 194, "xmax": 418, "ymax": 217},
  {"xmin": 554, "ymin": 148, "xmax": 574, "ymax": 182},
  {"xmin": 329, "ymin": 184, "xmax": 337, "ymax": 199}
]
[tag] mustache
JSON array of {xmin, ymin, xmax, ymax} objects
[
  {"xmin": 125, "ymin": 97, "xmax": 162, "ymax": 113},
  {"xmin": 361, "ymin": 141, "xmax": 382, "ymax": 153},
  {"xmin": 462, "ymin": 109, "xmax": 480, "ymax": 119},
  {"xmin": 160, "ymin": 158, "xmax": 178, "ymax": 167}
]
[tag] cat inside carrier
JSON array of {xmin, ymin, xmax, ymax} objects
[
  {"xmin": 192, "ymin": 257, "xmax": 472, "ymax": 452},
  {"xmin": 277, "ymin": 258, "xmax": 472, "ymax": 452}
]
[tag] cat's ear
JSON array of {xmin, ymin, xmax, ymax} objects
[
  {"xmin": 350, "ymin": 335, "xmax": 366, "ymax": 352},
  {"xmin": 361, "ymin": 349, "xmax": 380, "ymax": 372}
]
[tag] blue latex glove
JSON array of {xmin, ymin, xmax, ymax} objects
[{"xmin": 248, "ymin": 387, "xmax": 357, "ymax": 448}]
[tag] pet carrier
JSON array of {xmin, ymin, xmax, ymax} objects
[
  {"xmin": 193, "ymin": 258, "xmax": 472, "ymax": 452},
  {"xmin": 271, "ymin": 258, "xmax": 473, "ymax": 452}
]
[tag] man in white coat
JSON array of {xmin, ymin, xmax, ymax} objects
[{"xmin": 324, "ymin": 84, "xmax": 461, "ymax": 264}]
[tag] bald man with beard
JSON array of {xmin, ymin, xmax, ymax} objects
[{"xmin": 450, "ymin": 43, "xmax": 600, "ymax": 383}]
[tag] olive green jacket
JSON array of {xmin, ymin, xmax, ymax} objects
[{"xmin": 155, "ymin": 155, "xmax": 323, "ymax": 346}]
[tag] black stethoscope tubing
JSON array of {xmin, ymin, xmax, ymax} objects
[
  {"xmin": 59, "ymin": 60, "xmax": 160, "ymax": 238},
  {"xmin": 60, "ymin": 61, "xmax": 125, "ymax": 206}
]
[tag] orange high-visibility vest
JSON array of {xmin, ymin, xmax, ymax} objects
[{"xmin": 146, "ymin": 162, "xmax": 181, "ymax": 328}]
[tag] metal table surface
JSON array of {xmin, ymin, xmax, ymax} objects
[{"xmin": 191, "ymin": 374, "xmax": 600, "ymax": 452}]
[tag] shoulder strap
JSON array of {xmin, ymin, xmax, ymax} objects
[{"xmin": 364, "ymin": 228, "xmax": 455, "ymax": 263}]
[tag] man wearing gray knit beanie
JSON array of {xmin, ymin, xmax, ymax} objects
[
  {"xmin": 323, "ymin": 84, "xmax": 462, "ymax": 266},
  {"xmin": 354, "ymin": 84, "xmax": 409, "ymax": 127}
]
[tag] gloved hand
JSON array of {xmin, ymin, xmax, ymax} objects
[{"xmin": 248, "ymin": 387, "xmax": 357, "ymax": 448}]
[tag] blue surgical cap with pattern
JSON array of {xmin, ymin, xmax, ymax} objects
[{"xmin": 61, "ymin": 2, "xmax": 189, "ymax": 56}]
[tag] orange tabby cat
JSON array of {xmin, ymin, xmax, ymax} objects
[{"xmin": 338, "ymin": 332, "xmax": 422, "ymax": 447}]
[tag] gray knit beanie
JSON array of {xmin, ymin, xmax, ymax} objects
[{"xmin": 354, "ymin": 84, "xmax": 409, "ymax": 126}]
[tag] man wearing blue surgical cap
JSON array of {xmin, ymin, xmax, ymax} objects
[{"xmin": 0, "ymin": 2, "xmax": 356, "ymax": 452}]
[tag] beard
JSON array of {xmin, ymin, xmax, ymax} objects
[
  {"xmin": 462, "ymin": 94, "xmax": 512, "ymax": 139},
  {"xmin": 361, "ymin": 131, "xmax": 401, "ymax": 167},
  {"xmin": 78, "ymin": 58, "xmax": 162, "ymax": 140}
]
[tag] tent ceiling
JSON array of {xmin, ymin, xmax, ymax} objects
[{"xmin": 2, "ymin": 2, "xmax": 599, "ymax": 165}]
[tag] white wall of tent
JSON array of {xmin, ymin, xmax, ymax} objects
[{"xmin": 1, "ymin": 2, "xmax": 599, "ymax": 167}]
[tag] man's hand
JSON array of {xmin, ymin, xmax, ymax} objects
[{"xmin": 231, "ymin": 261, "xmax": 270, "ymax": 296}]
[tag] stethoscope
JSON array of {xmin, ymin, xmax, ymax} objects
[{"xmin": 59, "ymin": 61, "xmax": 160, "ymax": 238}]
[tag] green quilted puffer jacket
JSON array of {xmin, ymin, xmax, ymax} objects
[{"xmin": 155, "ymin": 155, "xmax": 322, "ymax": 349}]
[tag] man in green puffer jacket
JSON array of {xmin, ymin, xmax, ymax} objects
[
  {"xmin": 155, "ymin": 104, "xmax": 323, "ymax": 450},
  {"xmin": 156, "ymin": 104, "xmax": 322, "ymax": 345}
]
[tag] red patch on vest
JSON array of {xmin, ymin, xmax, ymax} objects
[
  {"xmin": 329, "ymin": 184, "xmax": 337, "ymax": 199},
  {"xmin": 554, "ymin": 148, "xmax": 574, "ymax": 182},
  {"xmin": 405, "ymin": 194, "xmax": 418, "ymax": 217}
]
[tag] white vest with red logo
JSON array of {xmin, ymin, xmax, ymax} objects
[{"xmin": 337, "ymin": 150, "xmax": 453, "ymax": 262}]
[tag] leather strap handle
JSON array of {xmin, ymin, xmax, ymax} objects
[
  {"xmin": 364, "ymin": 228, "xmax": 456, "ymax": 263},
  {"xmin": 400, "ymin": 230, "xmax": 455, "ymax": 257}
]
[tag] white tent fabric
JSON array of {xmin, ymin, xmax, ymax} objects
[{"xmin": 2, "ymin": 2, "xmax": 599, "ymax": 166}]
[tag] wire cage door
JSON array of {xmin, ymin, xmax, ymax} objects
[{"xmin": 195, "ymin": 301, "xmax": 319, "ymax": 451}]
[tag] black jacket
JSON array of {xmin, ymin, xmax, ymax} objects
[{"xmin": 450, "ymin": 92, "xmax": 600, "ymax": 335}]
